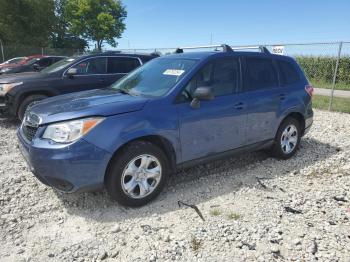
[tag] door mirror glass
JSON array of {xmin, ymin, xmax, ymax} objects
[
  {"xmin": 67, "ymin": 68, "xmax": 78, "ymax": 77},
  {"xmin": 32, "ymin": 63, "xmax": 40, "ymax": 71},
  {"xmin": 193, "ymin": 86, "xmax": 214, "ymax": 100},
  {"xmin": 191, "ymin": 86, "xmax": 214, "ymax": 108}
]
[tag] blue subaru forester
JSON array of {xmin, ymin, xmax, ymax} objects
[{"xmin": 18, "ymin": 45, "xmax": 313, "ymax": 206}]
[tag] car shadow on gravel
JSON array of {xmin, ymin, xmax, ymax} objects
[
  {"xmin": 0, "ymin": 116, "xmax": 21, "ymax": 128},
  {"xmin": 54, "ymin": 137, "xmax": 340, "ymax": 223}
]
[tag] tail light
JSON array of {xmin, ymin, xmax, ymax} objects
[{"xmin": 305, "ymin": 85, "xmax": 314, "ymax": 97}]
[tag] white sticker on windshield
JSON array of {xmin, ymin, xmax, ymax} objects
[{"xmin": 163, "ymin": 69, "xmax": 185, "ymax": 76}]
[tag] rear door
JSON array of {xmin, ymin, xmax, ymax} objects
[
  {"xmin": 103, "ymin": 56, "xmax": 142, "ymax": 85},
  {"xmin": 242, "ymin": 56, "xmax": 281, "ymax": 144},
  {"xmin": 60, "ymin": 57, "xmax": 108, "ymax": 94},
  {"xmin": 177, "ymin": 57, "xmax": 247, "ymax": 162}
]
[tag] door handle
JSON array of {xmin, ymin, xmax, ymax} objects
[
  {"xmin": 234, "ymin": 102, "xmax": 245, "ymax": 110},
  {"xmin": 278, "ymin": 94, "xmax": 286, "ymax": 100}
]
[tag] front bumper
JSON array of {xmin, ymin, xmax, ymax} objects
[{"xmin": 17, "ymin": 127, "xmax": 112, "ymax": 193}]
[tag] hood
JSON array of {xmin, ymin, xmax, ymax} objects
[
  {"xmin": 29, "ymin": 88, "xmax": 149, "ymax": 124},
  {"xmin": 0, "ymin": 72, "xmax": 46, "ymax": 83}
]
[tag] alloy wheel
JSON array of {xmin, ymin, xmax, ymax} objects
[
  {"xmin": 121, "ymin": 154, "xmax": 162, "ymax": 199},
  {"xmin": 280, "ymin": 124, "xmax": 298, "ymax": 154}
]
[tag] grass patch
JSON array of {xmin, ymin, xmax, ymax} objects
[
  {"xmin": 190, "ymin": 236, "xmax": 202, "ymax": 253},
  {"xmin": 227, "ymin": 212, "xmax": 241, "ymax": 220},
  {"xmin": 210, "ymin": 208, "xmax": 222, "ymax": 216},
  {"xmin": 313, "ymin": 95, "xmax": 350, "ymax": 113}
]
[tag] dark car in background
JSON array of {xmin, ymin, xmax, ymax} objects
[
  {"xmin": 0, "ymin": 56, "xmax": 66, "ymax": 75},
  {"xmin": 0, "ymin": 55, "xmax": 42, "ymax": 72},
  {"xmin": 0, "ymin": 52, "xmax": 158, "ymax": 119}
]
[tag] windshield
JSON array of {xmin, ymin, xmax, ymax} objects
[
  {"xmin": 41, "ymin": 57, "xmax": 77, "ymax": 73},
  {"xmin": 111, "ymin": 58, "xmax": 197, "ymax": 97},
  {"xmin": 24, "ymin": 58, "xmax": 40, "ymax": 66}
]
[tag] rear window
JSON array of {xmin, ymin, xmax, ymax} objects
[
  {"xmin": 277, "ymin": 60, "xmax": 300, "ymax": 85},
  {"xmin": 107, "ymin": 57, "xmax": 141, "ymax": 74},
  {"xmin": 244, "ymin": 57, "xmax": 278, "ymax": 91}
]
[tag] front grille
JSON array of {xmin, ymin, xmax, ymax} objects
[{"xmin": 22, "ymin": 125, "xmax": 38, "ymax": 141}]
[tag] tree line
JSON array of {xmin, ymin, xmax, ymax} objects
[{"xmin": 0, "ymin": 0, "xmax": 127, "ymax": 51}]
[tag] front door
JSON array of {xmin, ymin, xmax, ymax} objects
[
  {"xmin": 176, "ymin": 57, "xmax": 247, "ymax": 162},
  {"xmin": 61, "ymin": 57, "xmax": 108, "ymax": 94}
]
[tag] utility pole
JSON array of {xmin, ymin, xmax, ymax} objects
[
  {"xmin": 329, "ymin": 41, "xmax": 343, "ymax": 111},
  {"xmin": 0, "ymin": 38, "xmax": 4, "ymax": 62}
]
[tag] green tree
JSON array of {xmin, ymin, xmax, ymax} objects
[
  {"xmin": 65, "ymin": 0, "xmax": 127, "ymax": 51},
  {"xmin": 0, "ymin": 0, "xmax": 56, "ymax": 46},
  {"xmin": 50, "ymin": 0, "xmax": 88, "ymax": 49}
]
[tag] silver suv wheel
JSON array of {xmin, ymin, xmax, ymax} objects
[
  {"xmin": 121, "ymin": 154, "xmax": 162, "ymax": 199},
  {"xmin": 280, "ymin": 124, "xmax": 298, "ymax": 154}
]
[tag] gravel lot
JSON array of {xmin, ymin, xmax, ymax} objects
[{"xmin": 1, "ymin": 109, "xmax": 350, "ymax": 262}]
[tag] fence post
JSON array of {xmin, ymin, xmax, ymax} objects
[
  {"xmin": 329, "ymin": 41, "xmax": 343, "ymax": 111},
  {"xmin": 0, "ymin": 38, "xmax": 4, "ymax": 62},
  {"xmin": 41, "ymin": 47, "xmax": 44, "ymax": 56}
]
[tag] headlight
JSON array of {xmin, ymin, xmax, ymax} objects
[
  {"xmin": 0, "ymin": 82, "xmax": 23, "ymax": 96},
  {"xmin": 42, "ymin": 117, "xmax": 104, "ymax": 143}
]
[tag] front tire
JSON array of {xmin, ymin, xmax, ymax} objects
[
  {"xmin": 270, "ymin": 117, "xmax": 301, "ymax": 159},
  {"xmin": 17, "ymin": 94, "xmax": 48, "ymax": 121},
  {"xmin": 106, "ymin": 141, "xmax": 170, "ymax": 207}
]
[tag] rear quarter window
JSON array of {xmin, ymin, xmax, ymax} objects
[
  {"xmin": 244, "ymin": 57, "xmax": 278, "ymax": 91},
  {"xmin": 277, "ymin": 59, "xmax": 301, "ymax": 85}
]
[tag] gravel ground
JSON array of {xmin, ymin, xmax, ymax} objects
[{"xmin": 0, "ymin": 109, "xmax": 350, "ymax": 262}]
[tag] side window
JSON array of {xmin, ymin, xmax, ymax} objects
[
  {"xmin": 72, "ymin": 57, "xmax": 107, "ymax": 75},
  {"xmin": 37, "ymin": 58, "xmax": 51, "ymax": 67},
  {"xmin": 244, "ymin": 57, "xmax": 278, "ymax": 91},
  {"xmin": 277, "ymin": 60, "xmax": 300, "ymax": 85},
  {"xmin": 107, "ymin": 57, "xmax": 141, "ymax": 74},
  {"xmin": 181, "ymin": 58, "xmax": 239, "ymax": 101}
]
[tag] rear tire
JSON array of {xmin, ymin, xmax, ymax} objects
[
  {"xmin": 270, "ymin": 117, "xmax": 301, "ymax": 160},
  {"xmin": 106, "ymin": 141, "xmax": 170, "ymax": 207},
  {"xmin": 17, "ymin": 95, "xmax": 48, "ymax": 121}
]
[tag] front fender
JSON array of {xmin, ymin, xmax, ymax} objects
[{"xmin": 83, "ymin": 103, "xmax": 181, "ymax": 164}]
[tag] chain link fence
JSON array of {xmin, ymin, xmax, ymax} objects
[
  {"xmin": 0, "ymin": 44, "xmax": 83, "ymax": 61},
  {"xmin": 0, "ymin": 41, "xmax": 349, "ymax": 111},
  {"xmin": 116, "ymin": 41, "xmax": 350, "ymax": 111}
]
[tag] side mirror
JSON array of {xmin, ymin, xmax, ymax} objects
[
  {"xmin": 66, "ymin": 68, "xmax": 78, "ymax": 78},
  {"xmin": 190, "ymin": 86, "xmax": 214, "ymax": 109},
  {"xmin": 32, "ymin": 63, "xmax": 40, "ymax": 71}
]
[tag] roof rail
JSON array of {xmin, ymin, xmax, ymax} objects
[
  {"xmin": 231, "ymin": 45, "xmax": 270, "ymax": 54},
  {"xmin": 173, "ymin": 44, "xmax": 270, "ymax": 54},
  {"xmin": 221, "ymin": 44, "xmax": 233, "ymax": 52},
  {"xmin": 175, "ymin": 48, "xmax": 184, "ymax": 54}
]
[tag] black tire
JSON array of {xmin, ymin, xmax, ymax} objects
[
  {"xmin": 106, "ymin": 140, "xmax": 170, "ymax": 207},
  {"xmin": 270, "ymin": 117, "xmax": 301, "ymax": 160},
  {"xmin": 17, "ymin": 95, "xmax": 48, "ymax": 121}
]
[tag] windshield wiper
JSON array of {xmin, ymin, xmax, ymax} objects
[{"xmin": 115, "ymin": 88, "xmax": 140, "ymax": 96}]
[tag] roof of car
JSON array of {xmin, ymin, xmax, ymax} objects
[
  {"xmin": 164, "ymin": 50, "xmax": 292, "ymax": 62},
  {"xmin": 80, "ymin": 52, "xmax": 159, "ymax": 59},
  {"xmin": 164, "ymin": 51, "xmax": 219, "ymax": 60}
]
